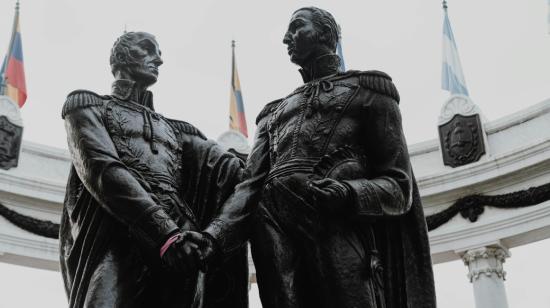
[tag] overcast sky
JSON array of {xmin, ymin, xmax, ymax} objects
[{"xmin": 0, "ymin": 0, "xmax": 549, "ymax": 307}]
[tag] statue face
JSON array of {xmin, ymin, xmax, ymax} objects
[
  {"xmin": 123, "ymin": 33, "xmax": 163, "ymax": 86},
  {"xmin": 283, "ymin": 10, "xmax": 322, "ymax": 66}
]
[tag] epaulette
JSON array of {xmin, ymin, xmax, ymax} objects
[
  {"xmin": 358, "ymin": 70, "xmax": 400, "ymax": 103},
  {"xmin": 167, "ymin": 119, "xmax": 207, "ymax": 140},
  {"xmin": 256, "ymin": 98, "xmax": 283, "ymax": 124},
  {"xmin": 61, "ymin": 90, "xmax": 107, "ymax": 119}
]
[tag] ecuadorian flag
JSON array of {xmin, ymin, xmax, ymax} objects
[
  {"xmin": 1, "ymin": 2, "xmax": 27, "ymax": 107},
  {"xmin": 229, "ymin": 41, "xmax": 248, "ymax": 137}
]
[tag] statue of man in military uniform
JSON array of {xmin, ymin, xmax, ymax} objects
[
  {"xmin": 59, "ymin": 32, "xmax": 248, "ymax": 308},
  {"xmin": 191, "ymin": 7, "xmax": 436, "ymax": 308}
]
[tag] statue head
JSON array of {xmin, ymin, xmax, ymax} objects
[
  {"xmin": 110, "ymin": 32, "xmax": 163, "ymax": 88},
  {"xmin": 283, "ymin": 7, "xmax": 340, "ymax": 66}
]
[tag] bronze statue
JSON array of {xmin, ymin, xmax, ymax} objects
[
  {"xmin": 191, "ymin": 7, "xmax": 436, "ymax": 308},
  {"xmin": 59, "ymin": 32, "xmax": 248, "ymax": 308}
]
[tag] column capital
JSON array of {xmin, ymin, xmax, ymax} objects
[{"xmin": 462, "ymin": 246, "xmax": 510, "ymax": 282}]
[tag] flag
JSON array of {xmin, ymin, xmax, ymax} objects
[
  {"xmin": 336, "ymin": 39, "xmax": 346, "ymax": 72},
  {"xmin": 1, "ymin": 1, "xmax": 27, "ymax": 107},
  {"xmin": 229, "ymin": 41, "xmax": 248, "ymax": 137},
  {"xmin": 441, "ymin": 4, "xmax": 469, "ymax": 96}
]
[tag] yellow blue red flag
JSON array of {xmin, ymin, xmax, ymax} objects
[
  {"xmin": 229, "ymin": 40, "xmax": 248, "ymax": 137},
  {"xmin": 0, "ymin": 1, "xmax": 27, "ymax": 107}
]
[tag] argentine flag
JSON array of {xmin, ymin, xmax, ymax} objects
[{"xmin": 441, "ymin": 8, "xmax": 469, "ymax": 96}]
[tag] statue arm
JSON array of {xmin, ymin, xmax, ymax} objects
[
  {"xmin": 203, "ymin": 116, "xmax": 271, "ymax": 257},
  {"xmin": 64, "ymin": 105, "xmax": 179, "ymax": 253},
  {"xmin": 343, "ymin": 94, "xmax": 413, "ymax": 218}
]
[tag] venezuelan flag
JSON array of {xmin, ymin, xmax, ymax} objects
[
  {"xmin": 229, "ymin": 41, "xmax": 248, "ymax": 137},
  {"xmin": 1, "ymin": 2, "xmax": 27, "ymax": 107}
]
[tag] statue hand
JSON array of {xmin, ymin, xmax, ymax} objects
[
  {"xmin": 161, "ymin": 233, "xmax": 199, "ymax": 273},
  {"xmin": 181, "ymin": 231, "xmax": 220, "ymax": 273},
  {"xmin": 308, "ymin": 178, "xmax": 352, "ymax": 214}
]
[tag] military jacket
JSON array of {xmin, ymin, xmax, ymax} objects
[
  {"xmin": 62, "ymin": 79, "xmax": 207, "ymax": 253},
  {"xmin": 60, "ymin": 79, "xmax": 248, "ymax": 308},
  {"xmin": 263, "ymin": 69, "xmax": 411, "ymax": 216},
  {"xmin": 205, "ymin": 68, "xmax": 436, "ymax": 308}
]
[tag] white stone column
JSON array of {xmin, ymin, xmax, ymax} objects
[{"xmin": 462, "ymin": 246, "xmax": 510, "ymax": 308}]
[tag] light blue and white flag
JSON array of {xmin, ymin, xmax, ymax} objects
[
  {"xmin": 336, "ymin": 39, "xmax": 346, "ymax": 72},
  {"xmin": 441, "ymin": 7, "xmax": 469, "ymax": 96}
]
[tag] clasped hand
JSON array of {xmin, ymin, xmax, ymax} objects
[
  {"xmin": 161, "ymin": 231, "xmax": 218, "ymax": 274},
  {"xmin": 308, "ymin": 178, "xmax": 352, "ymax": 214}
]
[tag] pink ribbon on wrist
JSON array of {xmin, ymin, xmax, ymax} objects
[{"xmin": 160, "ymin": 233, "xmax": 182, "ymax": 258}]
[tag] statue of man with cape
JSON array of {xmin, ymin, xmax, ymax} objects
[{"xmin": 59, "ymin": 32, "xmax": 249, "ymax": 308}]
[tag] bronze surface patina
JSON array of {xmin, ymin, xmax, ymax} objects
[
  {"xmin": 60, "ymin": 32, "xmax": 248, "ymax": 308},
  {"xmin": 194, "ymin": 7, "xmax": 437, "ymax": 308}
]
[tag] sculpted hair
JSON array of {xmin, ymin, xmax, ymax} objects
[
  {"xmin": 295, "ymin": 7, "xmax": 341, "ymax": 51},
  {"xmin": 109, "ymin": 32, "xmax": 148, "ymax": 76}
]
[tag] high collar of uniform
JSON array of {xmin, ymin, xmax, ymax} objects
[
  {"xmin": 111, "ymin": 79, "xmax": 155, "ymax": 110},
  {"xmin": 299, "ymin": 53, "xmax": 341, "ymax": 83}
]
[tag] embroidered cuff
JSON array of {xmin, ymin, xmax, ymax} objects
[
  {"xmin": 130, "ymin": 207, "xmax": 179, "ymax": 253},
  {"xmin": 343, "ymin": 179, "xmax": 384, "ymax": 217},
  {"xmin": 203, "ymin": 219, "xmax": 243, "ymax": 258}
]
